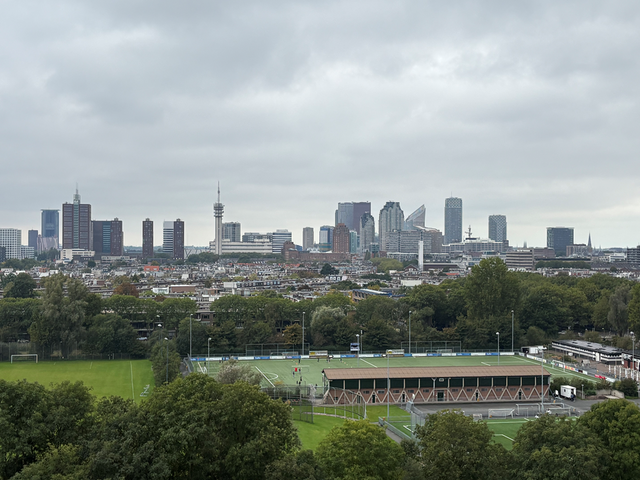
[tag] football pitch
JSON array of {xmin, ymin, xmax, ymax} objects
[
  {"xmin": 0, "ymin": 359, "xmax": 155, "ymax": 403},
  {"xmin": 194, "ymin": 354, "xmax": 593, "ymax": 389}
]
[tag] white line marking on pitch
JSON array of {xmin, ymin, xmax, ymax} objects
[
  {"xmin": 130, "ymin": 362, "xmax": 135, "ymax": 400},
  {"xmin": 518, "ymin": 356, "xmax": 591, "ymax": 380},
  {"xmin": 361, "ymin": 359, "xmax": 377, "ymax": 368},
  {"xmin": 481, "ymin": 362, "xmax": 491, "ymax": 366},
  {"xmin": 254, "ymin": 366, "xmax": 275, "ymax": 387},
  {"xmin": 496, "ymin": 433, "xmax": 515, "ymax": 441}
]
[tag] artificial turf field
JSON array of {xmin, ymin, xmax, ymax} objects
[
  {"xmin": 295, "ymin": 415, "xmax": 544, "ymax": 451},
  {"xmin": 196, "ymin": 354, "xmax": 590, "ymax": 450},
  {"xmin": 195, "ymin": 353, "xmax": 593, "ymax": 389},
  {"xmin": 0, "ymin": 359, "xmax": 155, "ymax": 403}
]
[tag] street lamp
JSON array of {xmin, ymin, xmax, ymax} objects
[
  {"xmin": 207, "ymin": 338, "xmax": 212, "ymax": 377},
  {"xmin": 496, "ymin": 332, "xmax": 500, "ymax": 365},
  {"xmin": 408, "ymin": 311, "xmax": 413, "ymax": 354},
  {"xmin": 189, "ymin": 314, "xmax": 193, "ymax": 359},
  {"xmin": 511, "ymin": 310, "xmax": 514, "ymax": 353},
  {"xmin": 356, "ymin": 334, "xmax": 360, "ymax": 367},
  {"xmin": 302, "ymin": 312, "xmax": 306, "ymax": 358}
]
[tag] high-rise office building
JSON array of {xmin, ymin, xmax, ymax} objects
[
  {"xmin": 488, "ymin": 215, "xmax": 507, "ymax": 243},
  {"xmin": 332, "ymin": 223, "xmax": 351, "ymax": 253},
  {"xmin": 444, "ymin": 197, "xmax": 463, "ymax": 244},
  {"xmin": 335, "ymin": 203, "xmax": 355, "ymax": 230},
  {"xmin": 352, "ymin": 202, "xmax": 371, "ymax": 235},
  {"xmin": 336, "ymin": 201, "xmax": 371, "ymax": 234},
  {"xmin": 223, "ymin": 222, "xmax": 242, "ymax": 243},
  {"xmin": 359, "ymin": 213, "xmax": 375, "ymax": 253},
  {"xmin": 0, "ymin": 229, "xmax": 21, "ymax": 259},
  {"xmin": 378, "ymin": 201, "xmax": 404, "ymax": 251},
  {"xmin": 349, "ymin": 231, "xmax": 358, "ymax": 254},
  {"xmin": 319, "ymin": 225, "xmax": 334, "ymax": 252},
  {"xmin": 302, "ymin": 227, "xmax": 314, "ymax": 251},
  {"xmin": 271, "ymin": 229, "xmax": 292, "ymax": 254},
  {"xmin": 242, "ymin": 232, "xmax": 272, "ymax": 243},
  {"xmin": 547, "ymin": 227, "xmax": 574, "ymax": 256},
  {"xmin": 92, "ymin": 219, "xmax": 124, "ymax": 257},
  {"xmin": 41, "ymin": 209, "xmax": 59, "ymax": 240},
  {"xmin": 386, "ymin": 227, "xmax": 443, "ymax": 255},
  {"xmin": 404, "ymin": 205, "xmax": 426, "ymax": 231},
  {"xmin": 142, "ymin": 219, "xmax": 154, "ymax": 258},
  {"xmin": 62, "ymin": 188, "xmax": 92, "ymax": 250},
  {"xmin": 28, "ymin": 230, "xmax": 38, "ymax": 252}
]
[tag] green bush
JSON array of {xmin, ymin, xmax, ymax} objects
[{"xmin": 614, "ymin": 378, "xmax": 638, "ymax": 398}]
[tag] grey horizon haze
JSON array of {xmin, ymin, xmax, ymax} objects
[{"xmin": 2, "ymin": 1, "xmax": 640, "ymax": 248}]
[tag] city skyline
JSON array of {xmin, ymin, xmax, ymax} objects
[
  {"xmin": 0, "ymin": 188, "xmax": 630, "ymax": 251},
  {"xmin": 2, "ymin": 3, "xmax": 640, "ymax": 248}
]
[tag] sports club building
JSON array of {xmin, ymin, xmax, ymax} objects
[{"xmin": 322, "ymin": 365, "xmax": 550, "ymax": 405}]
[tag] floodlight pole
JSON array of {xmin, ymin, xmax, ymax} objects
[
  {"xmin": 165, "ymin": 337, "xmax": 169, "ymax": 384},
  {"xmin": 208, "ymin": 338, "xmax": 212, "ymax": 376},
  {"xmin": 541, "ymin": 346, "xmax": 545, "ymax": 410},
  {"xmin": 496, "ymin": 332, "xmax": 500, "ymax": 365},
  {"xmin": 356, "ymin": 334, "xmax": 360, "ymax": 367},
  {"xmin": 631, "ymin": 331, "xmax": 635, "ymax": 381},
  {"xmin": 302, "ymin": 312, "xmax": 305, "ymax": 357},
  {"xmin": 511, "ymin": 310, "xmax": 514, "ymax": 353},
  {"xmin": 408, "ymin": 311, "xmax": 413, "ymax": 354},
  {"xmin": 189, "ymin": 314, "xmax": 193, "ymax": 359},
  {"xmin": 387, "ymin": 349, "xmax": 390, "ymax": 419}
]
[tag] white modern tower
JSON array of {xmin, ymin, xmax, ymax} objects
[{"xmin": 213, "ymin": 183, "xmax": 224, "ymax": 255}]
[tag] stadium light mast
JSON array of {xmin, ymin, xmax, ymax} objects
[
  {"xmin": 511, "ymin": 310, "xmax": 514, "ymax": 353},
  {"xmin": 189, "ymin": 314, "xmax": 193, "ymax": 359},
  {"xmin": 408, "ymin": 311, "xmax": 413, "ymax": 354},
  {"xmin": 496, "ymin": 332, "xmax": 500, "ymax": 365},
  {"xmin": 540, "ymin": 345, "xmax": 545, "ymax": 410},
  {"xmin": 386, "ymin": 348, "xmax": 390, "ymax": 419},
  {"xmin": 632, "ymin": 331, "xmax": 635, "ymax": 381},
  {"xmin": 302, "ymin": 312, "xmax": 305, "ymax": 357},
  {"xmin": 208, "ymin": 338, "xmax": 212, "ymax": 377},
  {"xmin": 165, "ymin": 337, "xmax": 169, "ymax": 384},
  {"xmin": 356, "ymin": 334, "xmax": 360, "ymax": 367}
]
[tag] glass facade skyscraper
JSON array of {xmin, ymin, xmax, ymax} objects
[{"xmin": 444, "ymin": 197, "xmax": 463, "ymax": 245}]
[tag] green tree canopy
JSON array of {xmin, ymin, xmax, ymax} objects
[
  {"xmin": 3, "ymin": 272, "xmax": 37, "ymax": 299},
  {"xmin": 511, "ymin": 415, "xmax": 606, "ymax": 480},
  {"xmin": 580, "ymin": 399, "xmax": 640, "ymax": 479},
  {"xmin": 316, "ymin": 420, "xmax": 404, "ymax": 480},
  {"xmin": 463, "ymin": 258, "xmax": 520, "ymax": 320},
  {"xmin": 414, "ymin": 410, "xmax": 507, "ymax": 480}
]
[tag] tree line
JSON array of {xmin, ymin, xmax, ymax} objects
[
  {"xmin": 2, "ymin": 374, "xmax": 639, "ymax": 480},
  {"xmin": 3, "ymin": 259, "xmax": 640, "ymax": 358}
]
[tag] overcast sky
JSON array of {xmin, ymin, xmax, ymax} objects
[{"xmin": 2, "ymin": 1, "xmax": 640, "ymax": 248}]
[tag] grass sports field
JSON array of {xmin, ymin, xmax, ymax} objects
[
  {"xmin": 0, "ymin": 359, "xmax": 155, "ymax": 403},
  {"xmin": 295, "ymin": 414, "xmax": 532, "ymax": 450},
  {"xmin": 195, "ymin": 353, "xmax": 593, "ymax": 389}
]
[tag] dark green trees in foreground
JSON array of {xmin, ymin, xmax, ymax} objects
[
  {"xmin": 1, "ymin": 375, "xmax": 298, "ymax": 480},
  {"xmin": 3, "ymin": 372, "xmax": 640, "ymax": 480}
]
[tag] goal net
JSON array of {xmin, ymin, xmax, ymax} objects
[
  {"xmin": 11, "ymin": 354, "xmax": 38, "ymax": 364},
  {"xmin": 488, "ymin": 408, "xmax": 514, "ymax": 419}
]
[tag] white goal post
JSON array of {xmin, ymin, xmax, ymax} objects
[{"xmin": 11, "ymin": 354, "xmax": 38, "ymax": 363}]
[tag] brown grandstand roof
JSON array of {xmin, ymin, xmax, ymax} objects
[{"xmin": 322, "ymin": 365, "xmax": 550, "ymax": 380}]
